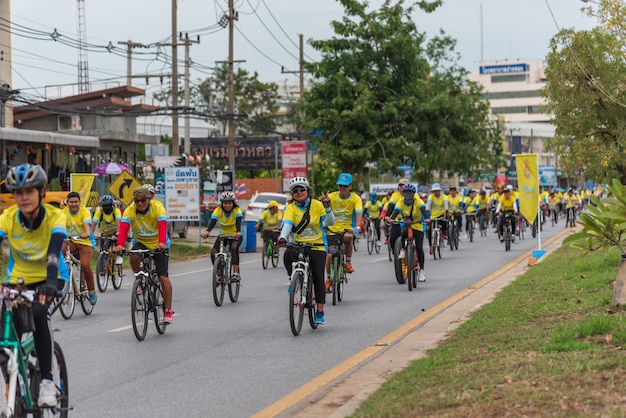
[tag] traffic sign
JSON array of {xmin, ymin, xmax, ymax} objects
[{"xmin": 109, "ymin": 171, "xmax": 142, "ymax": 206}]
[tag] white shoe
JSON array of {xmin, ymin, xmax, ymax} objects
[
  {"xmin": 418, "ymin": 269, "xmax": 426, "ymax": 282},
  {"xmin": 376, "ymin": 240, "xmax": 382, "ymax": 246},
  {"xmin": 38, "ymin": 379, "xmax": 57, "ymax": 407},
  {"xmin": 465, "ymin": 234, "xmax": 469, "ymax": 240},
  {"xmin": 398, "ymin": 249, "xmax": 405, "ymax": 259},
  {"xmin": 115, "ymin": 255, "xmax": 123, "ymax": 265}
]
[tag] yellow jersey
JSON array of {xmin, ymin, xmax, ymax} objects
[{"xmin": 328, "ymin": 191, "xmax": 363, "ymax": 234}]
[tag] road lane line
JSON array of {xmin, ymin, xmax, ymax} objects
[{"xmin": 253, "ymin": 230, "xmax": 568, "ymax": 417}]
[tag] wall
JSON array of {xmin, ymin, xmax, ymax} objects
[{"xmin": 236, "ymin": 177, "xmax": 283, "ymax": 200}]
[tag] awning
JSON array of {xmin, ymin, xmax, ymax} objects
[{"xmin": 0, "ymin": 128, "xmax": 100, "ymax": 148}]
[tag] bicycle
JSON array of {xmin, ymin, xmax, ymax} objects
[
  {"xmin": 429, "ymin": 217, "xmax": 445, "ymax": 260},
  {"xmin": 286, "ymin": 243, "xmax": 318, "ymax": 336},
  {"xmin": 391, "ymin": 221, "xmax": 419, "ymax": 290},
  {"xmin": 0, "ymin": 283, "xmax": 70, "ymax": 417},
  {"xmin": 499, "ymin": 213, "xmax": 514, "ymax": 252},
  {"xmin": 549, "ymin": 204, "xmax": 558, "ymax": 227},
  {"xmin": 58, "ymin": 237, "xmax": 94, "ymax": 320},
  {"xmin": 516, "ymin": 215, "xmax": 526, "ymax": 241},
  {"xmin": 206, "ymin": 235, "xmax": 240, "ymax": 307},
  {"xmin": 366, "ymin": 216, "xmax": 381, "ymax": 255},
  {"xmin": 128, "ymin": 249, "xmax": 167, "ymax": 341},
  {"xmin": 466, "ymin": 213, "xmax": 475, "ymax": 242},
  {"xmin": 566, "ymin": 207, "xmax": 576, "ymax": 228},
  {"xmin": 448, "ymin": 217, "xmax": 459, "ymax": 251},
  {"xmin": 385, "ymin": 222, "xmax": 394, "ymax": 262},
  {"xmin": 328, "ymin": 232, "xmax": 349, "ymax": 306},
  {"xmin": 95, "ymin": 236, "xmax": 124, "ymax": 292},
  {"xmin": 260, "ymin": 230, "xmax": 279, "ymax": 269},
  {"xmin": 478, "ymin": 210, "xmax": 488, "ymax": 237}
]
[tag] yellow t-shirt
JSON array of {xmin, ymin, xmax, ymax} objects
[
  {"xmin": 428, "ymin": 193, "xmax": 448, "ymax": 219},
  {"xmin": 447, "ymin": 194, "xmax": 463, "ymax": 213},
  {"xmin": 0, "ymin": 204, "xmax": 69, "ymax": 285},
  {"xmin": 475, "ymin": 195, "xmax": 490, "ymax": 210},
  {"xmin": 564, "ymin": 194, "xmax": 578, "ymax": 209},
  {"xmin": 365, "ymin": 200, "xmax": 382, "ymax": 218},
  {"xmin": 122, "ymin": 201, "xmax": 170, "ymax": 248},
  {"xmin": 464, "ymin": 196, "xmax": 478, "ymax": 213},
  {"xmin": 259, "ymin": 209, "xmax": 282, "ymax": 232},
  {"xmin": 64, "ymin": 206, "xmax": 93, "ymax": 247},
  {"xmin": 93, "ymin": 207, "xmax": 122, "ymax": 236},
  {"xmin": 328, "ymin": 191, "xmax": 363, "ymax": 234},
  {"xmin": 498, "ymin": 195, "xmax": 516, "ymax": 212},
  {"xmin": 282, "ymin": 199, "xmax": 328, "ymax": 251},
  {"xmin": 393, "ymin": 197, "xmax": 426, "ymax": 230},
  {"xmin": 210, "ymin": 206, "xmax": 244, "ymax": 236}
]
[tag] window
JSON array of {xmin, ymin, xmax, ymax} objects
[
  {"xmin": 491, "ymin": 74, "xmax": 527, "ymax": 83},
  {"xmin": 483, "ymin": 90, "xmax": 541, "ymax": 100}
]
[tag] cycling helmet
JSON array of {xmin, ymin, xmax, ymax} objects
[
  {"xmin": 220, "ymin": 191, "xmax": 236, "ymax": 202},
  {"xmin": 369, "ymin": 191, "xmax": 377, "ymax": 198},
  {"xmin": 5, "ymin": 164, "xmax": 48, "ymax": 191},
  {"xmin": 431, "ymin": 183, "xmax": 442, "ymax": 192},
  {"xmin": 143, "ymin": 184, "xmax": 156, "ymax": 195},
  {"xmin": 402, "ymin": 183, "xmax": 417, "ymax": 193},
  {"xmin": 288, "ymin": 176, "xmax": 310, "ymax": 192},
  {"xmin": 100, "ymin": 195, "xmax": 115, "ymax": 205}
]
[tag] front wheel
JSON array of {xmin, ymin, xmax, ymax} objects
[
  {"xmin": 366, "ymin": 226, "xmax": 374, "ymax": 255},
  {"xmin": 393, "ymin": 237, "xmax": 406, "ymax": 284},
  {"xmin": 406, "ymin": 243, "xmax": 415, "ymax": 292},
  {"xmin": 51, "ymin": 341, "xmax": 70, "ymax": 418},
  {"xmin": 261, "ymin": 240, "xmax": 269, "ymax": 269},
  {"xmin": 79, "ymin": 274, "xmax": 94, "ymax": 316},
  {"xmin": 352, "ymin": 236, "xmax": 359, "ymax": 252},
  {"xmin": 152, "ymin": 278, "xmax": 167, "ymax": 334},
  {"xmin": 0, "ymin": 355, "xmax": 12, "ymax": 417},
  {"xmin": 96, "ymin": 253, "xmax": 108, "ymax": 293},
  {"xmin": 112, "ymin": 263, "xmax": 124, "ymax": 290},
  {"xmin": 131, "ymin": 277, "xmax": 148, "ymax": 341},
  {"xmin": 228, "ymin": 265, "xmax": 240, "ymax": 303},
  {"xmin": 331, "ymin": 256, "xmax": 339, "ymax": 306},
  {"xmin": 59, "ymin": 277, "xmax": 75, "ymax": 320},
  {"xmin": 271, "ymin": 246, "xmax": 279, "ymax": 268},
  {"xmin": 289, "ymin": 272, "xmax": 304, "ymax": 336},
  {"xmin": 468, "ymin": 220, "xmax": 474, "ymax": 242},
  {"xmin": 212, "ymin": 259, "xmax": 226, "ymax": 307}
]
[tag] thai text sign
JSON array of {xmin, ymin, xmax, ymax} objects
[
  {"xmin": 282, "ymin": 142, "xmax": 307, "ymax": 192},
  {"xmin": 515, "ymin": 154, "xmax": 539, "ymax": 225},
  {"xmin": 164, "ymin": 167, "xmax": 201, "ymax": 222},
  {"xmin": 190, "ymin": 136, "xmax": 280, "ymax": 170}
]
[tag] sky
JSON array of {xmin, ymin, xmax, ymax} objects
[{"xmin": 7, "ymin": 0, "xmax": 598, "ymax": 103}]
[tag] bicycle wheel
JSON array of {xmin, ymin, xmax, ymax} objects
[
  {"xmin": 289, "ymin": 272, "xmax": 304, "ymax": 336},
  {"xmin": 50, "ymin": 341, "xmax": 70, "ymax": 418},
  {"xmin": 337, "ymin": 262, "xmax": 344, "ymax": 302},
  {"xmin": 448, "ymin": 226, "xmax": 455, "ymax": 251},
  {"xmin": 262, "ymin": 240, "xmax": 269, "ymax": 269},
  {"xmin": 367, "ymin": 226, "xmax": 374, "ymax": 255},
  {"xmin": 95, "ymin": 252, "xmax": 108, "ymax": 293},
  {"xmin": 352, "ymin": 235, "xmax": 359, "ymax": 252},
  {"xmin": 432, "ymin": 231, "xmax": 439, "ymax": 260},
  {"xmin": 468, "ymin": 219, "xmax": 474, "ymax": 242},
  {"xmin": 79, "ymin": 274, "xmax": 94, "ymax": 316},
  {"xmin": 505, "ymin": 226, "xmax": 511, "ymax": 252},
  {"xmin": 331, "ymin": 256, "xmax": 339, "ymax": 306},
  {"xmin": 307, "ymin": 281, "xmax": 318, "ymax": 330},
  {"xmin": 453, "ymin": 227, "xmax": 459, "ymax": 250},
  {"xmin": 407, "ymin": 242, "xmax": 415, "ymax": 292},
  {"xmin": 131, "ymin": 277, "xmax": 148, "ymax": 341},
  {"xmin": 212, "ymin": 259, "xmax": 226, "ymax": 307},
  {"xmin": 112, "ymin": 263, "xmax": 123, "ymax": 290},
  {"xmin": 0, "ymin": 355, "xmax": 12, "ymax": 417},
  {"xmin": 228, "ymin": 264, "xmax": 240, "ymax": 303},
  {"xmin": 152, "ymin": 278, "xmax": 167, "ymax": 334},
  {"xmin": 387, "ymin": 238, "xmax": 393, "ymax": 262},
  {"xmin": 393, "ymin": 237, "xmax": 406, "ymax": 284},
  {"xmin": 271, "ymin": 245, "xmax": 279, "ymax": 268},
  {"xmin": 59, "ymin": 275, "xmax": 75, "ymax": 320}
]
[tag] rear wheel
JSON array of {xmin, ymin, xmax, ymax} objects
[
  {"xmin": 59, "ymin": 276, "xmax": 75, "ymax": 320},
  {"xmin": 212, "ymin": 259, "xmax": 226, "ymax": 306},
  {"xmin": 96, "ymin": 253, "xmax": 108, "ymax": 293},
  {"xmin": 131, "ymin": 277, "xmax": 148, "ymax": 341},
  {"xmin": 393, "ymin": 237, "xmax": 406, "ymax": 284},
  {"xmin": 289, "ymin": 272, "xmax": 304, "ymax": 336},
  {"xmin": 152, "ymin": 278, "xmax": 167, "ymax": 334}
]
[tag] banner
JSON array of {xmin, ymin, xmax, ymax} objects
[
  {"xmin": 515, "ymin": 154, "xmax": 539, "ymax": 225},
  {"xmin": 70, "ymin": 173, "xmax": 97, "ymax": 207}
]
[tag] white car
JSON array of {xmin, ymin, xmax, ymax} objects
[{"xmin": 244, "ymin": 192, "xmax": 290, "ymax": 222}]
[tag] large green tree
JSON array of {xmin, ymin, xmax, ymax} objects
[
  {"xmin": 543, "ymin": 0, "xmax": 626, "ymax": 183},
  {"xmin": 299, "ymin": 0, "xmax": 502, "ymax": 185}
]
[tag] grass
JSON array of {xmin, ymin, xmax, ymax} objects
[{"xmin": 351, "ymin": 245, "xmax": 626, "ymax": 417}]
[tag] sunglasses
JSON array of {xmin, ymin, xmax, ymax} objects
[
  {"xmin": 134, "ymin": 198, "xmax": 149, "ymax": 204},
  {"xmin": 292, "ymin": 187, "xmax": 307, "ymax": 194}
]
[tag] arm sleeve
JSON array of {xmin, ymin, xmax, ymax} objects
[
  {"xmin": 323, "ymin": 209, "xmax": 335, "ymax": 227},
  {"xmin": 236, "ymin": 217, "xmax": 242, "ymax": 233},
  {"xmin": 389, "ymin": 208, "xmax": 399, "ymax": 220},
  {"xmin": 279, "ymin": 223, "xmax": 293, "ymax": 240},
  {"xmin": 158, "ymin": 219, "xmax": 167, "ymax": 243},
  {"xmin": 117, "ymin": 222, "xmax": 130, "ymax": 246},
  {"xmin": 420, "ymin": 205, "xmax": 428, "ymax": 220},
  {"xmin": 46, "ymin": 232, "xmax": 65, "ymax": 283},
  {"xmin": 206, "ymin": 218, "xmax": 217, "ymax": 233}
]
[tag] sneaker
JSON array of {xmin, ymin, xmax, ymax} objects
[
  {"xmin": 163, "ymin": 309, "xmax": 174, "ymax": 324},
  {"xmin": 499, "ymin": 238, "xmax": 504, "ymax": 243},
  {"xmin": 465, "ymin": 234, "xmax": 469, "ymax": 240},
  {"xmin": 418, "ymin": 269, "xmax": 426, "ymax": 282},
  {"xmin": 88, "ymin": 292, "xmax": 98, "ymax": 306},
  {"xmin": 429, "ymin": 248, "xmax": 433, "ymax": 255},
  {"xmin": 325, "ymin": 279, "xmax": 332, "ymax": 293},
  {"xmin": 231, "ymin": 273, "xmax": 240, "ymax": 283},
  {"xmin": 443, "ymin": 234, "xmax": 448, "ymax": 240},
  {"xmin": 315, "ymin": 310, "xmax": 325, "ymax": 325},
  {"xmin": 345, "ymin": 262, "xmax": 355, "ymax": 273},
  {"xmin": 398, "ymin": 249, "xmax": 406, "ymax": 259},
  {"xmin": 115, "ymin": 255, "xmax": 123, "ymax": 265},
  {"xmin": 376, "ymin": 240, "xmax": 382, "ymax": 247},
  {"xmin": 384, "ymin": 238, "xmax": 388, "ymax": 245},
  {"xmin": 38, "ymin": 379, "xmax": 57, "ymax": 407}
]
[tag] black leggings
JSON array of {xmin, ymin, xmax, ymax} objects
[
  {"xmin": 401, "ymin": 226, "xmax": 425, "ymax": 270},
  {"xmin": 211, "ymin": 238, "xmax": 242, "ymax": 266},
  {"xmin": 284, "ymin": 247, "xmax": 327, "ymax": 305}
]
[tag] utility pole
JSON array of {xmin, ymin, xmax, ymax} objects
[
  {"xmin": 180, "ymin": 33, "xmax": 200, "ymax": 155},
  {"xmin": 117, "ymin": 40, "xmax": 147, "ymax": 86},
  {"xmin": 227, "ymin": 0, "xmax": 237, "ymax": 171},
  {"xmin": 171, "ymin": 0, "xmax": 180, "ymax": 156},
  {"xmin": 281, "ymin": 34, "xmax": 307, "ymax": 138}
]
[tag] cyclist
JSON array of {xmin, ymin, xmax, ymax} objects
[
  {"xmin": 387, "ymin": 184, "xmax": 428, "ymax": 281},
  {"xmin": 325, "ymin": 173, "xmax": 363, "ymax": 281},
  {"xmin": 547, "ymin": 191, "xmax": 560, "ymax": 224},
  {"xmin": 426, "ymin": 183, "xmax": 449, "ymax": 254},
  {"xmin": 255, "ymin": 200, "xmax": 282, "ymax": 255},
  {"xmin": 475, "ymin": 189, "xmax": 491, "ymax": 231},
  {"xmin": 64, "ymin": 191, "xmax": 97, "ymax": 305},
  {"xmin": 0, "ymin": 164, "xmax": 68, "ymax": 407},
  {"xmin": 277, "ymin": 177, "xmax": 334, "ymax": 325},
  {"xmin": 447, "ymin": 186, "xmax": 463, "ymax": 238},
  {"xmin": 92, "ymin": 194, "xmax": 123, "ymax": 265},
  {"xmin": 201, "ymin": 191, "xmax": 244, "ymax": 282},
  {"xmin": 463, "ymin": 189, "xmax": 478, "ymax": 239},
  {"xmin": 380, "ymin": 178, "xmax": 410, "ymax": 258},
  {"xmin": 363, "ymin": 191, "xmax": 383, "ymax": 245},
  {"xmin": 563, "ymin": 188, "xmax": 578, "ymax": 227},
  {"xmin": 495, "ymin": 187, "xmax": 518, "ymax": 242},
  {"xmin": 380, "ymin": 189, "xmax": 394, "ymax": 245},
  {"xmin": 114, "ymin": 186, "xmax": 174, "ymax": 324}
]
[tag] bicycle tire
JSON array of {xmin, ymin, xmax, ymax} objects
[
  {"xmin": 131, "ymin": 277, "xmax": 148, "ymax": 341},
  {"xmin": 331, "ymin": 256, "xmax": 339, "ymax": 306},
  {"xmin": 307, "ymin": 279, "xmax": 318, "ymax": 330},
  {"xmin": 432, "ymin": 230, "xmax": 439, "ymax": 260},
  {"xmin": 387, "ymin": 239, "xmax": 393, "ymax": 261},
  {"xmin": 112, "ymin": 263, "xmax": 123, "ymax": 290},
  {"xmin": 51, "ymin": 341, "xmax": 70, "ymax": 418},
  {"xmin": 79, "ymin": 274, "xmax": 94, "ymax": 316},
  {"xmin": 152, "ymin": 278, "xmax": 167, "ymax": 334},
  {"xmin": 337, "ymin": 262, "xmax": 344, "ymax": 302},
  {"xmin": 407, "ymin": 242, "xmax": 415, "ymax": 292},
  {"xmin": 352, "ymin": 235, "xmax": 359, "ymax": 252},
  {"xmin": 289, "ymin": 272, "xmax": 304, "ymax": 336},
  {"xmin": 505, "ymin": 226, "xmax": 511, "ymax": 252},
  {"xmin": 271, "ymin": 246, "xmax": 279, "ymax": 268},
  {"xmin": 0, "ymin": 355, "xmax": 12, "ymax": 417},
  {"xmin": 228, "ymin": 268, "xmax": 240, "ymax": 303},
  {"xmin": 262, "ymin": 240, "xmax": 269, "ymax": 269},
  {"xmin": 393, "ymin": 237, "xmax": 406, "ymax": 284},
  {"xmin": 448, "ymin": 225, "xmax": 455, "ymax": 251},
  {"xmin": 454, "ymin": 226, "xmax": 459, "ymax": 250},
  {"xmin": 367, "ymin": 226, "xmax": 374, "ymax": 255},
  {"xmin": 212, "ymin": 258, "xmax": 226, "ymax": 307},
  {"xmin": 468, "ymin": 219, "xmax": 474, "ymax": 242},
  {"xmin": 96, "ymin": 253, "xmax": 108, "ymax": 293},
  {"xmin": 59, "ymin": 274, "xmax": 75, "ymax": 320}
]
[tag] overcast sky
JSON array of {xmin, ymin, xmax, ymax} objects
[{"xmin": 8, "ymin": 0, "xmax": 596, "ymax": 102}]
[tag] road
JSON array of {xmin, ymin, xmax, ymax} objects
[{"xmin": 54, "ymin": 222, "xmax": 560, "ymax": 417}]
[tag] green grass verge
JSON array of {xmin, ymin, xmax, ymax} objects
[{"xmin": 351, "ymin": 245, "xmax": 626, "ymax": 417}]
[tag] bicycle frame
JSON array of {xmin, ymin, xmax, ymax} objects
[{"xmin": 215, "ymin": 236, "xmax": 234, "ymax": 282}]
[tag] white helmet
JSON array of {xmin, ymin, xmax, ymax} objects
[
  {"xmin": 431, "ymin": 183, "xmax": 442, "ymax": 192},
  {"xmin": 288, "ymin": 176, "xmax": 310, "ymax": 192},
  {"xmin": 220, "ymin": 191, "xmax": 236, "ymax": 201},
  {"xmin": 143, "ymin": 183, "xmax": 156, "ymax": 194}
]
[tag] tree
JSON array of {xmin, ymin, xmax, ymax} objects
[
  {"xmin": 299, "ymin": 0, "xmax": 502, "ymax": 184},
  {"xmin": 191, "ymin": 64, "xmax": 280, "ymax": 136},
  {"xmin": 543, "ymin": 1, "xmax": 626, "ymax": 183}
]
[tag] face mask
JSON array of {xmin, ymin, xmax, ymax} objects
[{"xmin": 370, "ymin": 197, "xmax": 376, "ymax": 204}]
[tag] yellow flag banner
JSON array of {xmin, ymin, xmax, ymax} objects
[
  {"xmin": 70, "ymin": 174, "xmax": 97, "ymax": 207},
  {"xmin": 515, "ymin": 154, "xmax": 539, "ymax": 225}
]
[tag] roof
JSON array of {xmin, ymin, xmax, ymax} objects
[{"xmin": 0, "ymin": 127, "xmax": 100, "ymax": 147}]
